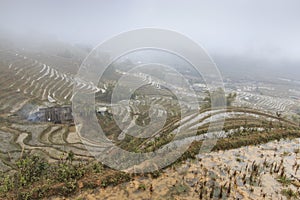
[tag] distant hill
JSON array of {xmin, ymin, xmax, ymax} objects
[{"xmin": 212, "ymin": 53, "xmax": 300, "ymax": 81}]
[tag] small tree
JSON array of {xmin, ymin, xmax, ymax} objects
[{"xmin": 66, "ymin": 151, "xmax": 75, "ymax": 164}]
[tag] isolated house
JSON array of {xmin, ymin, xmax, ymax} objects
[{"xmin": 38, "ymin": 106, "xmax": 73, "ymax": 123}]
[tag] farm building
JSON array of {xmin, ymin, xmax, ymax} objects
[{"xmin": 37, "ymin": 106, "xmax": 73, "ymax": 123}]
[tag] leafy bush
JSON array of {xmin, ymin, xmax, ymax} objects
[{"xmin": 15, "ymin": 155, "xmax": 49, "ymax": 187}]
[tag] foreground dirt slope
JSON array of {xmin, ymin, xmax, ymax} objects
[{"xmin": 51, "ymin": 138, "xmax": 300, "ymax": 200}]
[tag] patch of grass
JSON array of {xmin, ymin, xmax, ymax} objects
[
  {"xmin": 150, "ymin": 170, "xmax": 161, "ymax": 178},
  {"xmin": 167, "ymin": 183, "xmax": 190, "ymax": 196},
  {"xmin": 277, "ymin": 176, "xmax": 292, "ymax": 186},
  {"xmin": 100, "ymin": 172, "xmax": 131, "ymax": 187},
  {"xmin": 175, "ymin": 129, "xmax": 300, "ymax": 166},
  {"xmin": 138, "ymin": 183, "xmax": 147, "ymax": 191},
  {"xmin": 0, "ymin": 153, "xmax": 131, "ymax": 199},
  {"xmin": 282, "ymin": 151, "xmax": 290, "ymax": 156},
  {"xmin": 281, "ymin": 188, "xmax": 298, "ymax": 199}
]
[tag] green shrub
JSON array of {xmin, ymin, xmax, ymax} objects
[{"xmin": 15, "ymin": 155, "xmax": 49, "ymax": 187}]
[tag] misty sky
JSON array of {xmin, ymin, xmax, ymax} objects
[{"xmin": 1, "ymin": 0, "xmax": 300, "ymax": 63}]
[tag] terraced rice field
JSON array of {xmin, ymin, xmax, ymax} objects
[
  {"xmin": 235, "ymin": 91, "xmax": 295, "ymax": 113},
  {"xmin": 0, "ymin": 50, "xmax": 100, "ymax": 172},
  {"xmin": 0, "ymin": 49, "xmax": 300, "ymax": 199},
  {"xmin": 0, "ymin": 51, "xmax": 99, "ymax": 108}
]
